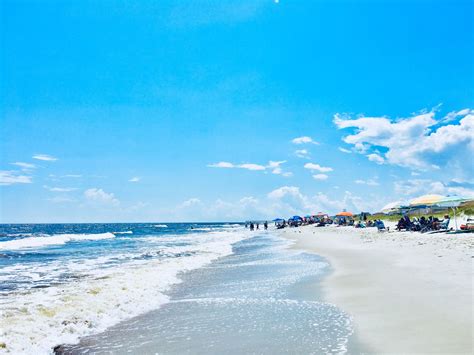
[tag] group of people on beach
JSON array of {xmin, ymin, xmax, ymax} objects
[
  {"xmin": 396, "ymin": 215, "xmax": 450, "ymax": 232},
  {"xmin": 245, "ymin": 221, "xmax": 268, "ymax": 231}
]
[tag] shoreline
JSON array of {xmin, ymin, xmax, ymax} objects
[{"xmin": 278, "ymin": 224, "xmax": 473, "ymax": 354}]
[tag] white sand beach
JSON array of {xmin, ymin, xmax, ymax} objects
[{"xmin": 279, "ymin": 224, "xmax": 473, "ymax": 354}]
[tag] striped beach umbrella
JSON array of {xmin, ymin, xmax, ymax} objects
[
  {"xmin": 409, "ymin": 194, "xmax": 445, "ymax": 207},
  {"xmin": 434, "ymin": 195, "xmax": 469, "ymax": 208}
]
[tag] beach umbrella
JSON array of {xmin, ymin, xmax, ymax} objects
[
  {"xmin": 336, "ymin": 211, "xmax": 353, "ymax": 217},
  {"xmin": 381, "ymin": 201, "xmax": 402, "ymax": 213},
  {"xmin": 434, "ymin": 195, "xmax": 468, "ymax": 208},
  {"xmin": 434, "ymin": 196, "xmax": 469, "ymax": 231},
  {"xmin": 272, "ymin": 218, "xmax": 284, "ymax": 222},
  {"xmin": 292, "ymin": 215, "xmax": 303, "ymax": 220},
  {"xmin": 409, "ymin": 194, "xmax": 445, "ymax": 207}
]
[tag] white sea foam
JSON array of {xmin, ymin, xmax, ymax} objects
[
  {"xmin": 0, "ymin": 232, "xmax": 115, "ymax": 251},
  {"xmin": 0, "ymin": 229, "xmax": 249, "ymax": 354},
  {"xmin": 113, "ymin": 231, "xmax": 133, "ymax": 235},
  {"xmin": 153, "ymin": 224, "xmax": 168, "ymax": 228}
]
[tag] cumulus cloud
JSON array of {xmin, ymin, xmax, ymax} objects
[
  {"xmin": 129, "ymin": 177, "xmax": 141, "ymax": 182},
  {"xmin": 208, "ymin": 160, "xmax": 291, "ymax": 176},
  {"xmin": 313, "ymin": 174, "xmax": 328, "ymax": 180},
  {"xmin": 172, "ymin": 185, "xmax": 377, "ymax": 221},
  {"xmin": 292, "ymin": 136, "xmax": 319, "ymax": 145},
  {"xmin": 303, "ymin": 163, "xmax": 333, "ymax": 173},
  {"xmin": 334, "ymin": 108, "xmax": 474, "ymax": 171},
  {"xmin": 0, "ymin": 171, "xmax": 32, "ymax": 185},
  {"xmin": 33, "ymin": 154, "xmax": 58, "ymax": 161},
  {"xmin": 366, "ymin": 153, "xmax": 385, "ymax": 164},
  {"xmin": 84, "ymin": 188, "xmax": 120, "ymax": 206},
  {"xmin": 295, "ymin": 149, "xmax": 310, "ymax": 159}
]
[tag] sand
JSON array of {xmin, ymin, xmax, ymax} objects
[{"xmin": 278, "ymin": 224, "xmax": 473, "ymax": 354}]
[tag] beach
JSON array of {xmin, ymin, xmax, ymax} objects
[{"xmin": 279, "ymin": 224, "xmax": 473, "ymax": 354}]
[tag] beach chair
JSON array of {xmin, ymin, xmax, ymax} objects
[{"xmin": 376, "ymin": 220, "xmax": 387, "ymax": 232}]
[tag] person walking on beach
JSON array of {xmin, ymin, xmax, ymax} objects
[
  {"xmin": 250, "ymin": 222, "xmax": 254, "ymax": 231},
  {"xmin": 264, "ymin": 221, "xmax": 268, "ymax": 230},
  {"xmin": 256, "ymin": 223, "xmax": 259, "ymax": 230}
]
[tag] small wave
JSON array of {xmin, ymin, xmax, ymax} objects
[
  {"xmin": 153, "ymin": 224, "xmax": 168, "ymax": 228},
  {"xmin": 0, "ymin": 233, "xmax": 115, "ymax": 251},
  {"xmin": 113, "ymin": 231, "xmax": 133, "ymax": 235}
]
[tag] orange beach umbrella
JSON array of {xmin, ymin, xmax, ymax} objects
[{"xmin": 336, "ymin": 211, "xmax": 353, "ymax": 217}]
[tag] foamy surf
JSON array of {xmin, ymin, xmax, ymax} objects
[
  {"xmin": 0, "ymin": 225, "xmax": 249, "ymax": 354},
  {"xmin": 0, "ymin": 232, "xmax": 115, "ymax": 251}
]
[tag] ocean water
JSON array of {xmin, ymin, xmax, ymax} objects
[{"xmin": 0, "ymin": 223, "xmax": 355, "ymax": 354}]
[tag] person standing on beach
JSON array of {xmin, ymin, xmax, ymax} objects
[
  {"xmin": 264, "ymin": 221, "xmax": 268, "ymax": 230},
  {"xmin": 256, "ymin": 223, "xmax": 259, "ymax": 230}
]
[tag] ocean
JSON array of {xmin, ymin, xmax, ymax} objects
[{"xmin": 0, "ymin": 223, "xmax": 355, "ymax": 354}]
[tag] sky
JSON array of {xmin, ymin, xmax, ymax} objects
[{"xmin": 1, "ymin": 0, "xmax": 473, "ymax": 223}]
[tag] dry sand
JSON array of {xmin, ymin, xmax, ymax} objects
[{"xmin": 278, "ymin": 224, "xmax": 473, "ymax": 354}]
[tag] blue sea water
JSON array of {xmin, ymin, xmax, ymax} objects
[{"xmin": 0, "ymin": 223, "xmax": 355, "ymax": 354}]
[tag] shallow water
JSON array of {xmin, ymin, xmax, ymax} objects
[
  {"xmin": 59, "ymin": 231, "xmax": 358, "ymax": 354},
  {"xmin": 0, "ymin": 223, "xmax": 246, "ymax": 353}
]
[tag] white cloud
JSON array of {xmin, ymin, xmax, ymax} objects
[
  {"xmin": 208, "ymin": 160, "xmax": 291, "ymax": 175},
  {"xmin": 239, "ymin": 163, "xmax": 266, "ymax": 171},
  {"xmin": 338, "ymin": 147, "xmax": 352, "ymax": 154},
  {"xmin": 334, "ymin": 108, "xmax": 474, "ymax": 171},
  {"xmin": 208, "ymin": 161, "xmax": 266, "ymax": 170},
  {"xmin": 313, "ymin": 174, "xmax": 328, "ymax": 180},
  {"xmin": 33, "ymin": 154, "xmax": 58, "ymax": 161},
  {"xmin": 48, "ymin": 196, "xmax": 76, "ymax": 203},
  {"xmin": 295, "ymin": 149, "xmax": 310, "ymax": 158},
  {"xmin": 129, "ymin": 177, "xmax": 141, "ymax": 182},
  {"xmin": 84, "ymin": 188, "xmax": 120, "ymax": 206},
  {"xmin": 62, "ymin": 174, "xmax": 82, "ymax": 178},
  {"xmin": 0, "ymin": 171, "xmax": 32, "ymax": 185},
  {"xmin": 354, "ymin": 179, "xmax": 379, "ymax": 186},
  {"xmin": 268, "ymin": 160, "xmax": 290, "ymax": 176},
  {"xmin": 43, "ymin": 185, "xmax": 77, "ymax": 192},
  {"xmin": 208, "ymin": 162, "xmax": 235, "ymax": 168},
  {"xmin": 292, "ymin": 136, "xmax": 319, "ymax": 145},
  {"xmin": 366, "ymin": 153, "xmax": 384, "ymax": 164},
  {"xmin": 179, "ymin": 198, "xmax": 202, "ymax": 208},
  {"xmin": 442, "ymin": 108, "xmax": 473, "ymax": 123},
  {"xmin": 304, "ymin": 162, "xmax": 333, "ymax": 173},
  {"xmin": 394, "ymin": 179, "xmax": 474, "ymax": 198},
  {"xmin": 11, "ymin": 162, "xmax": 36, "ymax": 170},
  {"xmin": 171, "ymin": 185, "xmax": 379, "ymax": 221}
]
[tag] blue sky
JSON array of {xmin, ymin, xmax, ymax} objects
[{"xmin": 1, "ymin": 0, "xmax": 473, "ymax": 222}]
